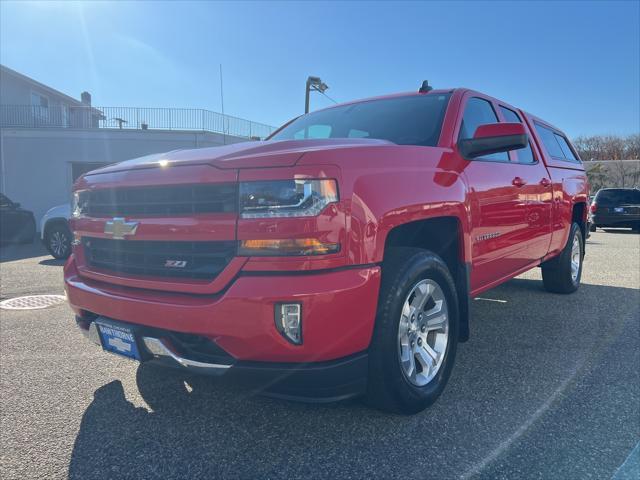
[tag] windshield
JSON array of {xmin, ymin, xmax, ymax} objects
[
  {"xmin": 596, "ymin": 189, "xmax": 640, "ymax": 205},
  {"xmin": 270, "ymin": 94, "xmax": 451, "ymax": 147}
]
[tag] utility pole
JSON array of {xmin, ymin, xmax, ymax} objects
[{"xmin": 305, "ymin": 76, "xmax": 329, "ymax": 114}]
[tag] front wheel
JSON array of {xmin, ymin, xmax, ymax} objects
[
  {"xmin": 541, "ymin": 222, "xmax": 584, "ymax": 294},
  {"xmin": 366, "ymin": 248, "xmax": 459, "ymax": 414},
  {"xmin": 45, "ymin": 223, "xmax": 72, "ymax": 259}
]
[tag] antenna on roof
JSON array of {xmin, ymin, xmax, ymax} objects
[{"xmin": 419, "ymin": 80, "xmax": 433, "ymax": 93}]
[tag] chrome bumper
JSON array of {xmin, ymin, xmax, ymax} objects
[
  {"xmin": 141, "ymin": 337, "xmax": 231, "ymax": 375},
  {"xmin": 80, "ymin": 322, "xmax": 232, "ymax": 376}
]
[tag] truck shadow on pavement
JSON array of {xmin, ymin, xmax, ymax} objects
[
  {"xmin": 38, "ymin": 258, "xmax": 66, "ymax": 266},
  {"xmin": 68, "ymin": 279, "xmax": 640, "ymax": 480}
]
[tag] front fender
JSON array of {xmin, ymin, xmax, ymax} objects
[{"xmin": 348, "ymin": 168, "xmax": 471, "ymax": 265}]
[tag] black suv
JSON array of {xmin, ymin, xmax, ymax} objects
[
  {"xmin": 0, "ymin": 194, "xmax": 36, "ymax": 244},
  {"xmin": 590, "ymin": 188, "xmax": 640, "ymax": 232}
]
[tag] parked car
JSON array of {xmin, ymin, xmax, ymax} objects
[
  {"xmin": 65, "ymin": 84, "xmax": 589, "ymax": 414},
  {"xmin": 586, "ymin": 195, "xmax": 595, "ymax": 236},
  {"xmin": 0, "ymin": 193, "xmax": 36, "ymax": 244},
  {"xmin": 590, "ymin": 188, "xmax": 640, "ymax": 232},
  {"xmin": 40, "ymin": 204, "xmax": 72, "ymax": 259}
]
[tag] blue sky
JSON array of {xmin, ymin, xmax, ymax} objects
[{"xmin": 1, "ymin": 1, "xmax": 638, "ymax": 137}]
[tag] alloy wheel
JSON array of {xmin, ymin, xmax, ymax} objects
[
  {"xmin": 570, "ymin": 231, "xmax": 581, "ymax": 282},
  {"xmin": 397, "ymin": 279, "xmax": 449, "ymax": 386},
  {"xmin": 50, "ymin": 231, "xmax": 68, "ymax": 257}
]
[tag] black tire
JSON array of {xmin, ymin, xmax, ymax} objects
[
  {"xmin": 589, "ymin": 223, "xmax": 597, "ymax": 232},
  {"xmin": 366, "ymin": 247, "xmax": 459, "ymax": 414},
  {"xmin": 45, "ymin": 222, "xmax": 72, "ymax": 259},
  {"xmin": 541, "ymin": 222, "xmax": 584, "ymax": 294}
]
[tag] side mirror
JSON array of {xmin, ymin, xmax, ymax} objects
[{"xmin": 458, "ymin": 122, "xmax": 528, "ymax": 159}]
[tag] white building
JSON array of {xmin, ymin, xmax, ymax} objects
[{"xmin": 0, "ymin": 65, "xmax": 275, "ymax": 224}]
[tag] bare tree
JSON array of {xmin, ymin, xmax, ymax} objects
[
  {"xmin": 574, "ymin": 134, "xmax": 640, "ymax": 189},
  {"xmin": 573, "ymin": 134, "xmax": 639, "ymax": 161}
]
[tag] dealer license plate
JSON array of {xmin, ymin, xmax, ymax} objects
[{"xmin": 96, "ymin": 320, "xmax": 142, "ymax": 361}]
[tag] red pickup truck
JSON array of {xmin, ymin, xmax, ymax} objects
[{"xmin": 65, "ymin": 84, "xmax": 588, "ymax": 414}]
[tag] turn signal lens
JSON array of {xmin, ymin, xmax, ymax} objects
[{"xmin": 239, "ymin": 239, "xmax": 340, "ymax": 256}]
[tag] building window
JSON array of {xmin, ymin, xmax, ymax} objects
[{"xmin": 30, "ymin": 91, "xmax": 49, "ymax": 122}]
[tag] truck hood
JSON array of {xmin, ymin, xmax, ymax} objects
[{"xmin": 87, "ymin": 138, "xmax": 393, "ymax": 175}]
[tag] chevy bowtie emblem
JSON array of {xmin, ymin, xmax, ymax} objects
[{"xmin": 104, "ymin": 217, "xmax": 139, "ymax": 240}]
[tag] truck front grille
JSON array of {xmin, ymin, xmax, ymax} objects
[
  {"xmin": 79, "ymin": 184, "xmax": 237, "ymax": 217},
  {"xmin": 82, "ymin": 237, "xmax": 236, "ymax": 280}
]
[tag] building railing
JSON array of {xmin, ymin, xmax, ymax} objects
[{"xmin": 0, "ymin": 105, "xmax": 277, "ymax": 139}]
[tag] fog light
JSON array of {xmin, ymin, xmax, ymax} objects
[{"xmin": 275, "ymin": 303, "xmax": 302, "ymax": 345}]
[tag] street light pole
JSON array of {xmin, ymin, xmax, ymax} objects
[{"xmin": 305, "ymin": 76, "xmax": 329, "ymax": 114}]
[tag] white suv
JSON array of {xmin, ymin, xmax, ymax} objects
[{"xmin": 40, "ymin": 204, "xmax": 71, "ymax": 259}]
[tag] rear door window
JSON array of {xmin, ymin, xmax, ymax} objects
[
  {"xmin": 553, "ymin": 134, "xmax": 579, "ymax": 162},
  {"xmin": 459, "ymin": 97, "xmax": 508, "ymax": 162},
  {"xmin": 499, "ymin": 106, "xmax": 536, "ymax": 164},
  {"xmin": 534, "ymin": 123, "xmax": 565, "ymax": 158},
  {"xmin": 534, "ymin": 123, "xmax": 580, "ymax": 163}
]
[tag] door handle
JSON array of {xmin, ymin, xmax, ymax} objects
[
  {"xmin": 512, "ymin": 177, "xmax": 526, "ymax": 187},
  {"xmin": 540, "ymin": 178, "xmax": 551, "ymax": 188}
]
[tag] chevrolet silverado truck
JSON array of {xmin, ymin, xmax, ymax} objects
[{"xmin": 65, "ymin": 84, "xmax": 589, "ymax": 414}]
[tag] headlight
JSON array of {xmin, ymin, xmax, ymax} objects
[
  {"xmin": 239, "ymin": 179, "xmax": 338, "ymax": 218},
  {"xmin": 72, "ymin": 191, "xmax": 88, "ymax": 218},
  {"xmin": 71, "ymin": 192, "xmax": 81, "ymax": 218}
]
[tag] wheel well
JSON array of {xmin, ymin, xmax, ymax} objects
[
  {"xmin": 43, "ymin": 218, "xmax": 70, "ymax": 238},
  {"xmin": 384, "ymin": 217, "xmax": 470, "ymax": 342},
  {"xmin": 384, "ymin": 217, "xmax": 462, "ymax": 277},
  {"xmin": 572, "ymin": 202, "xmax": 586, "ymax": 239}
]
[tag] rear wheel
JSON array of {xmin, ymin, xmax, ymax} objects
[
  {"xmin": 366, "ymin": 248, "xmax": 458, "ymax": 414},
  {"xmin": 541, "ymin": 222, "xmax": 583, "ymax": 294}
]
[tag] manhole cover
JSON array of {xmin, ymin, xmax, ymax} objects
[{"xmin": 0, "ymin": 295, "xmax": 67, "ymax": 310}]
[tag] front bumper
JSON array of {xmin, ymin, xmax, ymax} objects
[
  {"xmin": 65, "ymin": 255, "xmax": 381, "ymax": 363},
  {"xmin": 592, "ymin": 213, "xmax": 640, "ymax": 228},
  {"xmin": 79, "ymin": 316, "xmax": 369, "ymax": 402}
]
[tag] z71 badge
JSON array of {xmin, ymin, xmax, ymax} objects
[{"xmin": 164, "ymin": 260, "xmax": 187, "ymax": 268}]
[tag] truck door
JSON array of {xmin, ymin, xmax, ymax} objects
[
  {"xmin": 498, "ymin": 106, "xmax": 553, "ymax": 262},
  {"xmin": 455, "ymin": 95, "xmax": 531, "ymax": 291}
]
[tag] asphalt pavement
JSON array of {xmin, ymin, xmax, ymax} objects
[{"xmin": 1, "ymin": 230, "xmax": 638, "ymax": 479}]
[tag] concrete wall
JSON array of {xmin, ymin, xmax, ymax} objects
[{"xmin": 0, "ymin": 127, "xmax": 248, "ymax": 224}]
